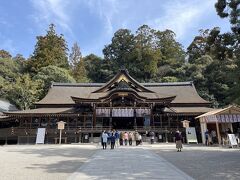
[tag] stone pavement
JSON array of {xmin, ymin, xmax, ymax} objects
[{"xmin": 68, "ymin": 147, "xmax": 194, "ymax": 180}]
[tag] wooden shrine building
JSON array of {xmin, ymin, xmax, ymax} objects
[{"xmin": 1, "ymin": 69, "xmax": 213, "ymax": 144}]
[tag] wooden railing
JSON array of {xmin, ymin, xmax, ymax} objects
[{"xmin": 0, "ymin": 126, "xmax": 185, "ymax": 137}]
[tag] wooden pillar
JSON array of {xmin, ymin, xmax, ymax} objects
[
  {"xmin": 110, "ymin": 101, "xmax": 112, "ymax": 129},
  {"xmin": 200, "ymin": 118, "xmax": 207, "ymax": 144},
  {"xmin": 160, "ymin": 115, "xmax": 162, "ymax": 128},
  {"xmin": 75, "ymin": 116, "xmax": 78, "ymax": 128},
  {"xmin": 216, "ymin": 121, "xmax": 221, "ymax": 145},
  {"xmin": 152, "ymin": 113, "xmax": 155, "ymax": 130},
  {"xmin": 150, "ymin": 104, "xmax": 154, "ymax": 129},
  {"xmin": 48, "ymin": 116, "xmax": 50, "ymax": 129},
  {"xmin": 168, "ymin": 115, "xmax": 170, "ymax": 127},
  {"xmin": 83, "ymin": 115, "xmax": 86, "ymax": 128},
  {"xmin": 19, "ymin": 117, "xmax": 22, "ymax": 127},
  {"xmin": 38, "ymin": 116, "xmax": 41, "ymax": 127},
  {"xmin": 134, "ymin": 101, "xmax": 137, "ymax": 128},
  {"xmin": 91, "ymin": 132, "xmax": 93, "ymax": 143},
  {"xmin": 177, "ymin": 114, "xmax": 179, "ymax": 129},
  {"xmin": 93, "ymin": 104, "xmax": 96, "ymax": 128},
  {"xmin": 30, "ymin": 116, "xmax": 32, "ymax": 129}
]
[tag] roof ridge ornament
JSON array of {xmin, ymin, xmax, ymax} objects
[
  {"xmin": 92, "ymin": 68, "xmax": 153, "ymax": 93},
  {"xmin": 120, "ymin": 66, "xmax": 128, "ymax": 74}
]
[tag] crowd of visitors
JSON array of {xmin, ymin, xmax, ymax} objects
[
  {"xmin": 204, "ymin": 128, "xmax": 235, "ymax": 146},
  {"xmin": 100, "ymin": 130, "xmax": 143, "ymax": 149}
]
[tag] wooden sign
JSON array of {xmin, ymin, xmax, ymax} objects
[
  {"xmin": 57, "ymin": 121, "xmax": 66, "ymax": 130},
  {"xmin": 182, "ymin": 120, "xmax": 190, "ymax": 128}
]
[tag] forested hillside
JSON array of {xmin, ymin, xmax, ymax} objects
[{"xmin": 0, "ymin": 0, "xmax": 239, "ymax": 109}]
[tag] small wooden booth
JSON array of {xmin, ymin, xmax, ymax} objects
[{"xmin": 196, "ymin": 106, "xmax": 240, "ymax": 145}]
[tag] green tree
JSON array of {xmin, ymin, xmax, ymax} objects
[
  {"xmin": 84, "ymin": 54, "xmax": 107, "ymax": 82},
  {"xmin": 69, "ymin": 42, "xmax": 82, "ymax": 69},
  {"xmin": 154, "ymin": 29, "xmax": 185, "ymax": 82},
  {"xmin": 215, "ymin": 1, "xmax": 240, "ymax": 104},
  {"xmin": 12, "ymin": 54, "xmax": 27, "ymax": 74},
  {"xmin": 215, "ymin": 0, "xmax": 240, "ymax": 34},
  {"xmin": 102, "ymin": 25, "xmax": 186, "ymax": 83},
  {"xmin": 33, "ymin": 65, "xmax": 75, "ymax": 98},
  {"xmin": 7, "ymin": 74, "xmax": 43, "ymax": 110},
  {"xmin": 156, "ymin": 29, "xmax": 185, "ymax": 67},
  {"xmin": 72, "ymin": 59, "xmax": 89, "ymax": 83},
  {"xmin": 69, "ymin": 43, "xmax": 88, "ymax": 82},
  {"xmin": 187, "ymin": 28, "xmax": 237, "ymax": 106},
  {"xmin": 0, "ymin": 49, "xmax": 12, "ymax": 59},
  {"xmin": 29, "ymin": 24, "xmax": 69, "ymax": 72},
  {"xmin": 134, "ymin": 25, "xmax": 161, "ymax": 81},
  {"xmin": 103, "ymin": 29, "xmax": 135, "ymax": 73},
  {"xmin": 0, "ymin": 57, "xmax": 20, "ymax": 83}
]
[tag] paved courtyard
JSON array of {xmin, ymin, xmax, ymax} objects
[
  {"xmin": 151, "ymin": 144, "xmax": 240, "ymax": 180},
  {"xmin": 0, "ymin": 144, "xmax": 239, "ymax": 180}
]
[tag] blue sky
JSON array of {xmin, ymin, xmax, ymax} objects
[{"xmin": 0, "ymin": 0, "xmax": 231, "ymax": 58}]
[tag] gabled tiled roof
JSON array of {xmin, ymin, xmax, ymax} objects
[{"xmin": 36, "ymin": 81, "xmax": 209, "ymax": 105}]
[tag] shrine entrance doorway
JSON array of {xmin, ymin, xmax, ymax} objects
[{"xmin": 112, "ymin": 117, "xmax": 134, "ymax": 130}]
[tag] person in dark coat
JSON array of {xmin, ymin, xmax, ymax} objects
[
  {"xmin": 114, "ymin": 130, "xmax": 120, "ymax": 147},
  {"xmin": 205, "ymin": 129, "xmax": 209, "ymax": 146},
  {"xmin": 110, "ymin": 133, "xmax": 116, "ymax": 149},
  {"xmin": 175, "ymin": 130, "xmax": 183, "ymax": 152}
]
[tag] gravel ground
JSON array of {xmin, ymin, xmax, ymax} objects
[
  {"xmin": 0, "ymin": 144, "xmax": 97, "ymax": 180},
  {"xmin": 151, "ymin": 144, "xmax": 240, "ymax": 180}
]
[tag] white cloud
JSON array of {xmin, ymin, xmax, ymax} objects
[
  {"xmin": 148, "ymin": 0, "xmax": 213, "ymax": 40},
  {"xmin": 30, "ymin": 0, "xmax": 73, "ymax": 35},
  {"xmin": 84, "ymin": 0, "xmax": 120, "ymax": 35}
]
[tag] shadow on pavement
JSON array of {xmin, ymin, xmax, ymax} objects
[
  {"xmin": 7, "ymin": 145, "xmax": 97, "ymax": 174},
  {"xmin": 152, "ymin": 148, "xmax": 240, "ymax": 180}
]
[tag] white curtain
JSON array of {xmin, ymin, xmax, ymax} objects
[
  {"xmin": 136, "ymin": 108, "xmax": 151, "ymax": 117},
  {"xmin": 112, "ymin": 108, "xmax": 134, "ymax": 117},
  {"xmin": 96, "ymin": 108, "xmax": 111, "ymax": 117}
]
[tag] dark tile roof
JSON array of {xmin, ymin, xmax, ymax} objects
[
  {"xmin": 4, "ymin": 107, "xmax": 74, "ymax": 116},
  {"xmin": 36, "ymin": 81, "xmax": 209, "ymax": 105}
]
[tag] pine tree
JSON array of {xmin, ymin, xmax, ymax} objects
[
  {"xmin": 30, "ymin": 24, "xmax": 69, "ymax": 72},
  {"xmin": 69, "ymin": 42, "xmax": 82, "ymax": 69},
  {"xmin": 69, "ymin": 42, "xmax": 88, "ymax": 82}
]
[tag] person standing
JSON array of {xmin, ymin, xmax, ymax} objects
[
  {"xmin": 129, "ymin": 132, "xmax": 133, "ymax": 146},
  {"xmin": 102, "ymin": 131, "xmax": 108, "ymax": 150},
  {"xmin": 175, "ymin": 130, "xmax": 183, "ymax": 152},
  {"xmin": 135, "ymin": 131, "xmax": 139, "ymax": 146},
  {"xmin": 138, "ymin": 133, "xmax": 142, "ymax": 145},
  {"xmin": 150, "ymin": 131, "xmax": 155, "ymax": 144},
  {"xmin": 205, "ymin": 129, "xmax": 209, "ymax": 146},
  {"xmin": 124, "ymin": 132, "xmax": 129, "ymax": 146},
  {"xmin": 211, "ymin": 130, "xmax": 217, "ymax": 144},
  {"xmin": 110, "ymin": 133, "xmax": 116, "ymax": 149},
  {"xmin": 115, "ymin": 130, "xmax": 120, "ymax": 147},
  {"xmin": 101, "ymin": 130, "xmax": 104, "ymax": 147},
  {"xmin": 120, "ymin": 132, "xmax": 124, "ymax": 146}
]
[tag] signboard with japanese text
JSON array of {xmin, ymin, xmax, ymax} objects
[{"xmin": 186, "ymin": 127, "xmax": 198, "ymax": 144}]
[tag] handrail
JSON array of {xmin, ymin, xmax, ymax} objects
[{"xmin": 1, "ymin": 126, "xmax": 185, "ymax": 136}]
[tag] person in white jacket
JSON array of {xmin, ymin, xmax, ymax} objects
[{"xmin": 102, "ymin": 131, "xmax": 108, "ymax": 149}]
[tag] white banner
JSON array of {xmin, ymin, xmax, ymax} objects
[
  {"xmin": 228, "ymin": 134, "xmax": 238, "ymax": 146},
  {"xmin": 186, "ymin": 127, "xmax": 198, "ymax": 144},
  {"xmin": 96, "ymin": 108, "xmax": 111, "ymax": 117},
  {"xmin": 112, "ymin": 108, "xmax": 134, "ymax": 117},
  {"xmin": 136, "ymin": 108, "xmax": 151, "ymax": 117},
  {"xmin": 36, "ymin": 128, "xmax": 46, "ymax": 144}
]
